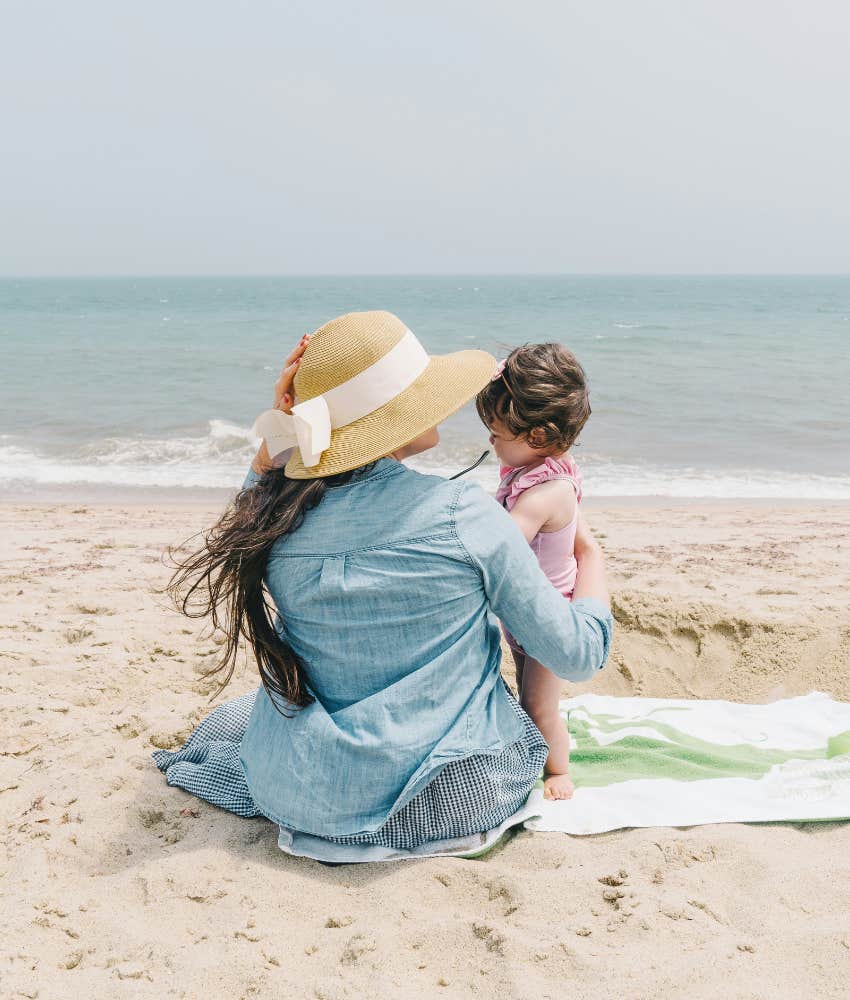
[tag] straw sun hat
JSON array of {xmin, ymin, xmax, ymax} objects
[{"xmin": 253, "ymin": 310, "xmax": 497, "ymax": 480}]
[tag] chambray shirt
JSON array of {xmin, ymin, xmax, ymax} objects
[{"xmin": 239, "ymin": 458, "xmax": 612, "ymax": 838}]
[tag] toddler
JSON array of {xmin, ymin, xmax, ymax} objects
[{"xmin": 476, "ymin": 343, "xmax": 591, "ymax": 800}]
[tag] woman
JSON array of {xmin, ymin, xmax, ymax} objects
[{"xmin": 155, "ymin": 310, "xmax": 612, "ymax": 862}]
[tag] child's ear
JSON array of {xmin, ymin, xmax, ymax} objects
[{"xmin": 527, "ymin": 427, "xmax": 547, "ymax": 449}]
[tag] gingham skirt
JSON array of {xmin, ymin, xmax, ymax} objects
[{"xmin": 152, "ymin": 683, "xmax": 547, "ymax": 851}]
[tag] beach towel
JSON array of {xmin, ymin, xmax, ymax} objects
[{"xmin": 524, "ymin": 690, "xmax": 850, "ymax": 836}]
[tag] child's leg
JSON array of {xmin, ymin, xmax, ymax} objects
[{"xmin": 520, "ymin": 657, "xmax": 574, "ymax": 800}]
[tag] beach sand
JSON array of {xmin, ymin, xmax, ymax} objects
[{"xmin": 2, "ymin": 501, "xmax": 849, "ymax": 999}]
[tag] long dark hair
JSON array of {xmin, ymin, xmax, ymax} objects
[{"xmin": 167, "ymin": 464, "xmax": 364, "ymax": 714}]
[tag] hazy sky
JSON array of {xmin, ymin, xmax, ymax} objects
[{"xmin": 2, "ymin": 1, "xmax": 849, "ymax": 275}]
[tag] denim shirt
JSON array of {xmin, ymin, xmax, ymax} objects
[{"xmin": 239, "ymin": 458, "xmax": 612, "ymax": 838}]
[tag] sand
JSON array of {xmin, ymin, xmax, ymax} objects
[{"xmin": 2, "ymin": 500, "xmax": 849, "ymax": 999}]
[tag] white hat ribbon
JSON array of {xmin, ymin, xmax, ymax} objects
[
  {"xmin": 253, "ymin": 329, "xmax": 429, "ymax": 467},
  {"xmin": 252, "ymin": 397, "xmax": 332, "ymax": 469}
]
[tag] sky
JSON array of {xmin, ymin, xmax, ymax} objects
[{"xmin": 1, "ymin": 1, "xmax": 849, "ymax": 275}]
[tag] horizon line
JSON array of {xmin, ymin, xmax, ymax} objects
[{"xmin": 2, "ymin": 271, "xmax": 850, "ymax": 280}]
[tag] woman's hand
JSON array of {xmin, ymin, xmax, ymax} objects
[
  {"xmin": 272, "ymin": 334, "xmax": 310, "ymax": 412},
  {"xmin": 573, "ymin": 508, "xmax": 599, "ymax": 559},
  {"xmin": 251, "ymin": 335, "xmax": 311, "ymax": 474}
]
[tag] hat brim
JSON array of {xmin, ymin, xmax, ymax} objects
[{"xmin": 284, "ymin": 349, "xmax": 497, "ymax": 479}]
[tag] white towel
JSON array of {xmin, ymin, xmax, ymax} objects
[{"xmin": 525, "ymin": 691, "xmax": 850, "ymax": 835}]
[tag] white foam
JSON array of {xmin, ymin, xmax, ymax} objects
[
  {"xmin": 409, "ymin": 456, "xmax": 850, "ymax": 499},
  {"xmin": 0, "ymin": 421, "xmax": 259, "ymax": 490},
  {"xmin": 579, "ymin": 460, "xmax": 850, "ymax": 500},
  {"xmin": 2, "ymin": 425, "xmax": 850, "ymax": 498},
  {"xmin": 207, "ymin": 419, "xmax": 256, "ymax": 442}
]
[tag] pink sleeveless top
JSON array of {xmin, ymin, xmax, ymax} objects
[{"xmin": 495, "ymin": 456, "xmax": 582, "ymax": 599}]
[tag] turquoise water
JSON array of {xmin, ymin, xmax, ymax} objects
[{"xmin": 1, "ymin": 276, "xmax": 848, "ymax": 498}]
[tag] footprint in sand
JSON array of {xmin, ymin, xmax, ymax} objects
[
  {"xmin": 339, "ymin": 934, "xmax": 377, "ymax": 966},
  {"xmin": 471, "ymin": 923, "xmax": 506, "ymax": 955},
  {"xmin": 598, "ymin": 869, "xmax": 629, "ymax": 887},
  {"xmin": 115, "ymin": 715, "xmax": 147, "ymax": 740},
  {"xmin": 137, "ymin": 807, "xmax": 165, "ymax": 829},
  {"xmin": 64, "ymin": 626, "xmax": 94, "ymax": 644},
  {"xmin": 484, "ymin": 876, "xmax": 521, "ymax": 916}
]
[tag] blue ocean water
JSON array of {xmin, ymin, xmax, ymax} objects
[{"xmin": 1, "ymin": 276, "xmax": 848, "ymax": 498}]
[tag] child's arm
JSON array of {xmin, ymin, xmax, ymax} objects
[{"xmin": 508, "ymin": 479, "xmax": 578, "ymax": 542}]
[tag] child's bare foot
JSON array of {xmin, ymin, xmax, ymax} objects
[{"xmin": 543, "ymin": 772, "xmax": 575, "ymax": 801}]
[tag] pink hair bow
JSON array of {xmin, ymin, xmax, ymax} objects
[{"xmin": 491, "ymin": 358, "xmax": 507, "ymax": 381}]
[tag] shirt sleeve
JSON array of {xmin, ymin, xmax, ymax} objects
[{"xmin": 454, "ymin": 482, "xmax": 612, "ymax": 682}]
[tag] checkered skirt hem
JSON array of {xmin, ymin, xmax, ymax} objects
[{"xmin": 152, "ymin": 684, "xmax": 547, "ymax": 851}]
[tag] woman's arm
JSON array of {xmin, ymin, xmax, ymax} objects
[
  {"xmin": 250, "ymin": 335, "xmax": 310, "ymax": 476},
  {"xmin": 455, "ymin": 485, "xmax": 612, "ymax": 682},
  {"xmin": 572, "ymin": 509, "xmax": 610, "ymax": 606}
]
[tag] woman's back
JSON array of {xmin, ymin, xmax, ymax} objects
[
  {"xmin": 240, "ymin": 456, "xmax": 611, "ymax": 838},
  {"xmin": 268, "ymin": 458, "xmax": 488, "ymax": 713},
  {"xmin": 241, "ymin": 458, "xmax": 525, "ymax": 836}
]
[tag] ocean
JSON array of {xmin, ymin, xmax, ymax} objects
[{"xmin": 1, "ymin": 276, "xmax": 848, "ymax": 500}]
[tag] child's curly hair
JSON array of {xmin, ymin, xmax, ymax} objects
[{"xmin": 476, "ymin": 343, "xmax": 591, "ymax": 453}]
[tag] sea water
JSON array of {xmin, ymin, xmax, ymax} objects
[{"xmin": 1, "ymin": 275, "xmax": 848, "ymax": 499}]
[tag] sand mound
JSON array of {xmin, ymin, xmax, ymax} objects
[{"xmin": 598, "ymin": 590, "xmax": 850, "ymax": 703}]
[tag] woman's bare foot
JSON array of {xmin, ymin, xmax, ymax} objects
[{"xmin": 543, "ymin": 772, "xmax": 575, "ymax": 801}]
